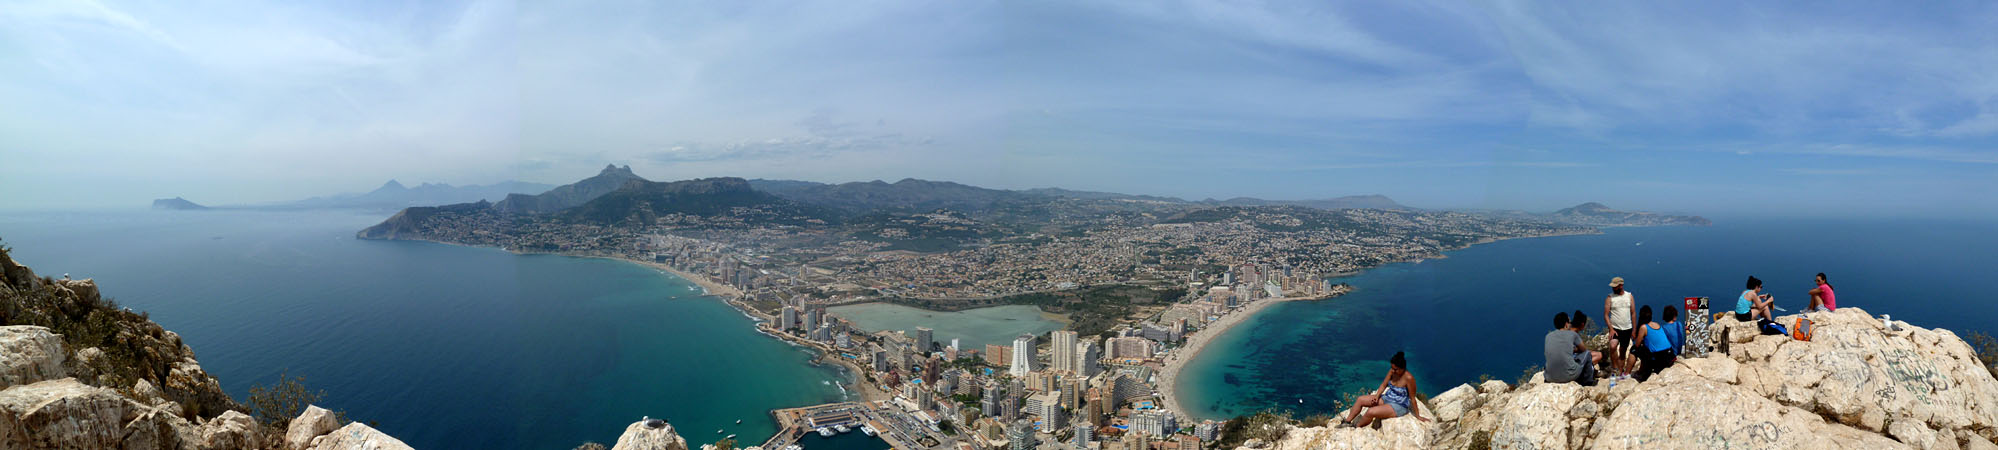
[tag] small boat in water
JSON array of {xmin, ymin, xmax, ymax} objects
[
  {"xmin": 861, "ymin": 425, "xmax": 878, "ymax": 436},
  {"xmin": 835, "ymin": 425, "xmax": 850, "ymax": 433},
  {"xmin": 726, "ymin": 434, "xmax": 736, "ymax": 440},
  {"xmin": 735, "ymin": 419, "xmax": 743, "ymax": 424},
  {"xmin": 817, "ymin": 427, "xmax": 834, "ymax": 437},
  {"xmin": 716, "ymin": 429, "xmax": 723, "ymax": 434}
]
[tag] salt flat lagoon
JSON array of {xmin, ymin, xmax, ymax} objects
[
  {"xmin": 826, "ymin": 303, "xmax": 1066, "ymax": 349},
  {"xmin": 0, "ymin": 209, "xmax": 849, "ymax": 449},
  {"xmin": 1174, "ymin": 218, "xmax": 1998, "ymax": 421}
]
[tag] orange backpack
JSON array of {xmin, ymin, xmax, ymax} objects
[{"xmin": 1791, "ymin": 317, "xmax": 1814, "ymax": 341}]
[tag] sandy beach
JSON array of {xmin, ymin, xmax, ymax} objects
[
  {"xmin": 625, "ymin": 259, "xmax": 743, "ymax": 298},
  {"xmin": 1156, "ymin": 288, "xmax": 1350, "ymax": 422}
]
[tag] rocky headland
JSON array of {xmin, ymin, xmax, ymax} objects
[
  {"xmin": 0, "ymin": 245, "xmax": 410, "ymax": 449},
  {"xmin": 1246, "ymin": 307, "xmax": 1998, "ymax": 449}
]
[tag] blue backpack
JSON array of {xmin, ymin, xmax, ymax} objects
[{"xmin": 1758, "ymin": 318, "xmax": 1788, "ymax": 336}]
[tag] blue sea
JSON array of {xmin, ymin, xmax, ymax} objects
[
  {"xmin": 0, "ymin": 210, "xmax": 850, "ymax": 449},
  {"xmin": 1175, "ymin": 218, "xmax": 1998, "ymax": 421}
]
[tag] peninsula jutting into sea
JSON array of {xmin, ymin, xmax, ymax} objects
[{"xmin": 351, "ymin": 165, "xmax": 1710, "ymax": 449}]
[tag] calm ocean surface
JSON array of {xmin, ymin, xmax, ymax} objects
[
  {"xmin": 1175, "ymin": 218, "xmax": 1998, "ymax": 421},
  {"xmin": 0, "ymin": 210, "xmax": 849, "ymax": 449}
]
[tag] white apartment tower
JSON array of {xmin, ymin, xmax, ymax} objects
[
  {"xmin": 1009, "ymin": 334, "xmax": 1037, "ymax": 377},
  {"xmin": 1050, "ymin": 330, "xmax": 1078, "ymax": 373}
]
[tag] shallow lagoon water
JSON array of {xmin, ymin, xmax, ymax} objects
[{"xmin": 826, "ymin": 302, "xmax": 1065, "ymax": 349}]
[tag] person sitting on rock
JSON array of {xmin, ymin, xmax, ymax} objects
[
  {"xmin": 1544, "ymin": 312, "xmax": 1599, "ymax": 386},
  {"xmin": 1662, "ymin": 306, "xmax": 1685, "ymax": 356},
  {"xmin": 1339, "ymin": 351, "xmax": 1429, "ymax": 428},
  {"xmin": 1569, "ymin": 311, "xmax": 1601, "ymax": 385},
  {"xmin": 1807, "ymin": 272, "xmax": 1837, "ymax": 313},
  {"xmin": 1737, "ymin": 276, "xmax": 1775, "ymax": 322},
  {"xmin": 1632, "ymin": 305, "xmax": 1676, "ymax": 382}
]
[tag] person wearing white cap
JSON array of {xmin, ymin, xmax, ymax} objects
[{"xmin": 1603, "ymin": 276, "xmax": 1635, "ymax": 380}]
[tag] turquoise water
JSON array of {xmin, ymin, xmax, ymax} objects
[
  {"xmin": 1175, "ymin": 219, "xmax": 1998, "ymax": 421},
  {"xmin": 0, "ymin": 210, "xmax": 848, "ymax": 449},
  {"xmin": 826, "ymin": 303, "xmax": 1065, "ymax": 349}
]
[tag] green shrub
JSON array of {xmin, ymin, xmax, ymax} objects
[
  {"xmin": 246, "ymin": 371, "xmax": 324, "ymax": 429},
  {"xmin": 1214, "ymin": 410, "xmax": 1291, "ymax": 449},
  {"xmin": 1970, "ymin": 331, "xmax": 1998, "ymax": 380},
  {"xmin": 1516, "ymin": 364, "xmax": 1543, "ymax": 386}
]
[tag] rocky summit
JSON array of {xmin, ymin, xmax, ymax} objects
[
  {"xmin": 1252, "ymin": 307, "xmax": 1998, "ymax": 450},
  {"xmin": 0, "ymin": 246, "xmax": 411, "ymax": 449}
]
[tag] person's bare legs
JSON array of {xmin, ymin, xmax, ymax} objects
[
  {"xmin": 1344, "ymin": 395, "xmax": 1380, "ymax": 423},
  {"xmin": 1351, "ymin": 404, "xmax": 1396, "ymax": 428},
  {"xmin": 1808, "ymin": 293, "xmax": 1825, "ymax": 312}
]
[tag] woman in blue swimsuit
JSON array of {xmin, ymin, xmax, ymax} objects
[{"xmin": 1341, "ymin": 351, "xmax": 1429, "ymax": 428}]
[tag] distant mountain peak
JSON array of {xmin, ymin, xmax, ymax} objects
[
  {"xmin": 492, "ymin": 164, "xmax": 649, "ymax": 214},
  {"xmin": 1550, "ymin": 202, "xmax": 1709, "ymax": 226},
  {"xmin": 151, "ymin": 197, "xmax": 208, "ymax": 210},
  {"xmin": 1566, "ymin": 202, "xmax": 1612, "ymax": 212},
  {"xmin": 378, "ymin": 180, "xmax": 407, "ymax": 191}
]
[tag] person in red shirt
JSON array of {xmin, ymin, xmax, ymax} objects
[{"xmin": 1807, "ymin": 273, "xmax": 1837, "ymax": 312}]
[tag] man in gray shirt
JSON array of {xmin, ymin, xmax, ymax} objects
[{"xmin": 1543, "ymin": 312, "xmax": 1599, "ymax": 385}]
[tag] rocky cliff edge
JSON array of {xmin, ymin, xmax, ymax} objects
[
  {"xmin": 1, "ymin": 246, "xmax": 411, "ymax": 449},
  {"xmin": 1253, "ymin": 307, "xmax": 1998, "ymax": 450}
]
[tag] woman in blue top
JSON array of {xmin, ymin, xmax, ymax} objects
[
  {"xmin": 1737, "ymin": 276, "xmax": 1774, "ymax": 322},
  {"xmin": 1632, "ymin": 306, "xmax": 1676, "ymax": 382},
  {"xmin": 1340, "ymin": 351, "xmax": 1429, "ymax": 428}
]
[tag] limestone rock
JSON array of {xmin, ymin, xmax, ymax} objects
[
  {"xmin": 613, "ymin": 418, "xmax": 691, "ymax": 450},
  {"xmin": 53, "ymin": 279, "xmax": 97, "ymax": 304},
  {"xmin": 1261, "ymin": 416, "xmax": 1434, "ymax": 450},
  {"xmin": 0, "ymin": 378, "xmax": 137, "ymax": 449},
  {"xmin": 0, "ymin": 326, "xmax": 66, "ymax": 389},
  {"xmin": 133, "ymin": 378, "xmax": 164, "ymax": 404},
  {"xmin": 1594, "ymin": 376, "xmax": 1905, "ymax": 449},
  {"xmin": 192, "ymin": 410, "xmax": 262, "ymax": 450},
  {"xmin": 1477, "ymin": 379, "xmax": 1510, "ymax": 395},
  {"xmin": 1965, "ymin": 433, "xmax": 1998, "ymax": 450},
  {"xmin": 1673, "ymin": 354, "xmax": 1739, "ymax": 384},
  {"xmin": 163, "ymin": 360, "xmax": 234, "ymax": 417},
  {"xmin": 1889, "ymin": 419, "xmax": 1958, "ymax": 450},
  {"xmin": 0, "ymin": 255, "xmax": 40, "ymax": 291},
  {"xmin": 308, "ymin": 422, "xmax": 414, "ymax": 450},
  {"xmin": 1728, "ymin": 308, "xmax": 1998, "ymax": 437},
  {"xmin": 286, "ymin": 405, "xmax": 342, "ymax": 450},
  {"xmin": 66, "ymin": 347, "xmax": 109, "ymax": 386},
  {"xmin": 1475, "ymin": 382, "xmax": 1583, "ymax": 450},
  {"xmin": 123, "ymin": 402, "xmax": 194, "ymax": 450},
  {"xmin": 1427, "ymin": 384, "xmax": 1478, "ymax": 423}
]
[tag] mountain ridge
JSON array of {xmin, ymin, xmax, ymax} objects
[{"xmin": 494, "ymin": 164, "xmax": 646, "ymax": 214}]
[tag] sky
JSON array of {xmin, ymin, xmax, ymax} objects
[{"xmin": 3, "ymin": 0, "xmax": 1997, "ymax": 218}]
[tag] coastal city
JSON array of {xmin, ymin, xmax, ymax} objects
[
  {"xmin": 14, "ymin": 1, "xmax": 1998, "ymax": 450},
  {"xmin": 350, "ymin": 173, "xmax": 1658, "ymax": 449},
  {"xmin": 712, "ymin": 255, "xmax": 1355, "ymax": 450}
]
